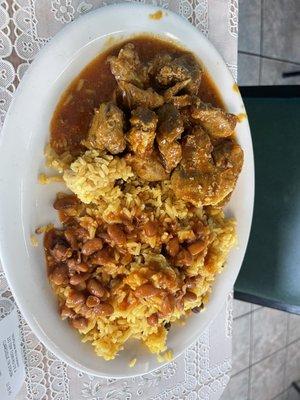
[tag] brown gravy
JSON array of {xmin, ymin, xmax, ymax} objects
[{"xmin": 50, "ymin": 35, "xmax": 224, "ymax": 155}]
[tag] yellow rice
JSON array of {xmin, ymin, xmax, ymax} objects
[{"xmin": 45, "ymin": 145, "xmax": 236, "ymax": 361}]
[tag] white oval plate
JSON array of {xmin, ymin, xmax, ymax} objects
[{"xmin": 0, "ymin": 3, "xmax": 254, "ymax": 378}]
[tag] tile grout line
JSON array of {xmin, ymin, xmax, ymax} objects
[
  {"xmin": 231, "ymin": 365, "xmax": 250, "ymax": 379},
  {"xmin": 247, "ymin": 338, "xmax": 296, "ymax": 371},
  {"xmin": 283, "ymin": 314, "xmax": 290, "ymax": 393},
  {"xmin": 233, "ymin": 310, "xmax": 253, "ymax": 320},
  {"xmin": 270, "ymin": 388, "xmax": 289, "ymax": 400},
  {"xmin": 247, "ymin": 309, "xmax": 254, "ymax": 400},
  {"xmin": 238, "ymin": 50, "xmax": 300, "ymax": 67},
  {"xmin": 233, "ymin": 305, "xmax": 262, "ymax": 321},
  {"xmin": 258, "ymin": 0, "xmax": 264, "ymax": 84},
  {"xmin": 231, "ymin": 336, "xmax": 300, "ymax": 380},
  {"xmin": 286, "ymin": 336, "xmax": 300, "ymax": 348}
]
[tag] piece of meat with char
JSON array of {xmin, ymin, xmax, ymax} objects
[
  {"xmin": 212, "ymin": 139, "xmax": 244, "ymax": 191},
  {"xmin": 163, "ymin": 79, "xmax": 193, "ymax": 109},
  {"xmin": 126, "ymin": 151, "xmax": 169, "ymax": 181},
  {"xmin": 82, "ymin": 102, "xmax": 126, "ymax": 154},
  {"xmin": 179, "ymin": 107, "xmax": 194, "ymax": 129},
  {"xmin": 127, "ymin": 107, "xmax": 158, "ymax": 155},
  {"xmin": 147, "ymin": 54, "xmax": 173, "ymax": 78},
  {"xmin": 156, "ymin": 54, "xmax": 202, "ymax": 95},
  {"xmin": 190, "ymin": 98, "xmax": 238, "ymax": 138},
  {"xmin": 157, "ymin": 104, "xmax": 184, "ymax": 142},
  {"xmin": 169, "ymin": 94, "xmax": 193, "ymax": 109},
  {"xmin": 171, "ymin": 127, "xmax": 243, "ymax": 206},
  {"xmin": 157, "ymin": 141, "xmax": 182, "ymax": 173},
  {"xmin": 108, "ymin": 43, "xmax": 148, "ymax": 88},
  {"xmin": 118, "ymin": 81, "xmax": 164, "ymax": 110},
  {"xmin": 156, "ymin": 104, "xmax": 184, "ymax": 172}
]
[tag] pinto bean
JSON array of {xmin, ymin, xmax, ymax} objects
[
  {"xmin": 71, "ymin": 317, "xmax": 88, "ymax": 330},
  {"xmin": 87, "ymin": 279, "xmax": 106, "ymax": 298},
  {"xmin": 73, "ymin": 226, "xmax": 89, "ymax": 240},
  {"xmin": 134, "ymin": 283, "xmax": 162, "ymax": 299},
  {"xmin": 185, "ymin": 276, "xmax": 198, "ymax": 289},
  {"xmin": 160, "ymin": 293, "xmax": 175, "ymax": 316},
  {"xmin": 66, "ymin": 290, "xmax": 86, "ymax": 307},
  {"xmin": 53, "ymin": 195, "xmax": 79, "ymax": 210},
  {"xmin": 93, "ymin": 302, "xmax": 114, "ymax": 317},
  {"xmin": 86, "ymin": 295, "xmax": 100, "ymax": 308},
  {"xmin": 143, "ymin": 221, "xmax": 158, "ymax": 237},
  {"xmin": 49, "ymin": 265, "xmax": 69, "ymax": 286},
  {"xmin": 175, "ymin": 249, "xmax": 193, "ymax": 267},
  {"xmin": 126, "ymin": 231, "xmax": 138, "ymax": 241},
  {"xmin": 166, "ymin": 237, "xmax": 180, "ymax": 257},
  {"xmin": 51, "ymin": 244, "xmax": 72, "ymax": 262},
  {"xmin": 107, "ymin": 224, "xmax": 126, "ymax": 245},
  {"xmin": 147, "ymin": 313, "xmax": 158, "ymax": 326},
  {"xmin": 79, "ymin": 304, "xmax": 91, "ymax": 317},
  {"xmin": 75, "ymin": 281, "xmax": 87, "ymax": 291},
  {"xmin": 183, "ymin": 291, "xmax": 197, "ymax": 302},
  {"xmin": 81, "ymin": 238, "xmax": 103, "ymax": 256},
  {"xmin": 91, "ymin": 249, "xmax": 114, "ymax": 266},
  {"xmin": 176, "ymin": 297, "xmax": 184, "ymax": 311},
  {"xmin": 69, "ymin": 272, "xmax": 90, "ymax": 286},
  {"xmin": 44, "ymin": 229, "xmax": 58, "ymax": 250},
  {"xmin": 67, "ymin": 259, "xmax": 78, "ymax": 270},
  {"xmin": 188, "ymin": 239, "xmax": 206, "ymax": 256},
  {"xmin": 64, "ymin": 229, "xmax": 78, "ymax": 250},
  {"xmin": 67, "ymin": 259, "xmax": 89, "ymax": 273},
  {"xmin": 75, "ymin": 263, "xmax": 90, "ymax": 273},
  {"xmin": 120, "ymin": 253, "xmax": 133, "ymax": 265},
  {"xmin": 193, "ymin": 220, "xmax": 205, "ymax": 236},
  {"xmin": 97, "ymin": 232, "xmax": 111, "ymax": 243},
  {"xmin": 60, "ymin": 305, "xmax": 76, "ymax": 320}
]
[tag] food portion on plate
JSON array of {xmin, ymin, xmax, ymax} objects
[{"xmin": 41, "ymin": 35, "xmax": 243, "ymax": 361}]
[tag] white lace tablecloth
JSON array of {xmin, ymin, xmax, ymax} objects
[{"xmin": 0, "ymin": 1, "xmax": 238, "ymax": 399}]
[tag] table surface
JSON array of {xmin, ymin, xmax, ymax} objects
[
  {"xmin": 235, "ymin": 87, "xmax": 300, "ymax": 315},
  {"xmin": 0, "ymin": 1, "xmax": 238, "ymax": 399}
]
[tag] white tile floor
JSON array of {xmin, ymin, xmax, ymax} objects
[
  {"xmin": 252, "ymin": 308, "xmax": 288, "ymax": 364},
  {"xmin": 222, "ymin": 1, "xmax": 300, "ymax": 398},
  {"xmin": 222, "ymin": 301, "xmax": 300, "ymax": 399},
  {"xmin": 238, "ymin": 0, "xmax": 300, "ymax": 87}
]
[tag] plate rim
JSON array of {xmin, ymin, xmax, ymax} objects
[{"xmin": 0, "ymin": 2, "xmax": 254, "ymax": 378}]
